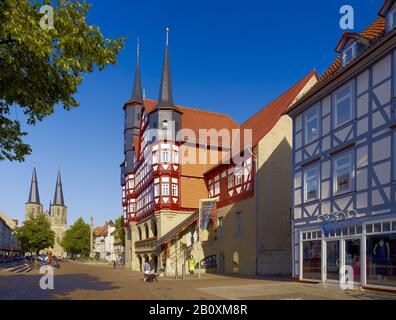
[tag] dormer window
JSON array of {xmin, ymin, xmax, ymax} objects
[
  {"xmin": 390, "ymin": 9, "xmax": 396, "ymax": 30},
  {"xmin": 342, "ymin": 43, "xmax": 357, "ymax": 66}
]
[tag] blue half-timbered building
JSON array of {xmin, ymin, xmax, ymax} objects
[{"xmin": 287, "ymin": 0, "xmax": 396, "ymax": 289}]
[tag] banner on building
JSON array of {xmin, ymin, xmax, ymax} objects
[{"xmin": 199, "ymin": 198, "xmax": 219, "ymax": 230}]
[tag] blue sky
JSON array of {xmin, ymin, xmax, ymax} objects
[{"xmin": 0, "ymin": 0, "xmax": 380, "ymax": 227}]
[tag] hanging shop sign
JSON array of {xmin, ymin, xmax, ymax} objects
[{"xmin": 318, "ymin": 209, "xmax": 361, "ymax": 234}]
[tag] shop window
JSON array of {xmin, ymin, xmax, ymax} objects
[
  {"xmin": 367, "ymin": 235, "xmax": 396, "ymax": 288},
  {"xmin": 302, "ymin": 240, "xmax": 322, "ymax": 280},
  {"xmin": 333, "ymin": 152, "xmax": 354, "ymax": 195},
  {"xmin": 334, "ymin": 83, "xmax": 353, "ymax": 127},
  {"xmin": 304, "ymin": 105, "xmax": 320, "ymax": 144},
  {"xmin": 304, "ymin": 165, "xmax": 320, "ymax": 201}
]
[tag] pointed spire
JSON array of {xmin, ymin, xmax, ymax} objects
[
  {"xmin": 128, "ymin": 37, "xmax": 143, "ymax": 104},
  {"xmin": 156, "ymin": 27, "xmax": 174, "ymax": 109},
  {"xmin": 27, "ymin": 167, "xmax": 41, "ymax": 204},
  {"xmin": 53, "ymin": 170, "xmax": 65, "ymax": 207}
]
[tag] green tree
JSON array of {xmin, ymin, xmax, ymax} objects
[
  {"xmin": 114, "ymin": 216, "xmax": 125, "ymax": 247},
  {"xmin": 61, "ymin": 217, "xmax": 90, "ymax": 257},
  {"xmin": 0, "ymin": 0, "xmax": 125, "ymax": 161},
  {"xmin": 15, "ymin": 213, "xmax": 55, "ymax": 255}
]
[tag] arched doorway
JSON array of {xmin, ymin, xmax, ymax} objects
[
  {"xmin": 151, "ymin": 220, "xmax": 158, "ymax": 238},
  {"xmin": 137, "ymin": 255, "xmax": 142, "ymax": 271},
  {"xmin": 151, "ymin": 255, "xmax": 158, "ymax": 273},
  {"xmin": 233, "ymin": 252, "xmax": 239, "ymax": 274},
  {"xmin": 219, "ymin": 252, "xmax": 225, "ymax": 273}
]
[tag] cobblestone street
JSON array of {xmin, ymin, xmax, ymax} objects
[{"xmin": 1, "ymin": 261, "xmax": 396, "ymax": 300}]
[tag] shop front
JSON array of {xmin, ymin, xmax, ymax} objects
[{"xmin": 299, "ymin": 218, "xmax": 396, "ymax": 289}]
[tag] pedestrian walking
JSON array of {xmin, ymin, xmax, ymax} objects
[{"xmin": 143, "ymin": 260, "xmax": 151, "ymax": 281}]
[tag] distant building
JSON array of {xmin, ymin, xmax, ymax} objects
[
  {"xmin": 94, "ymin": 221, "xmax": 124, "ymax": 262},
  {"xmin": 0, "ymin": 211, "xmax": 20, "ymax": 259},
  {"xmin": 24, "ymin": 168, "xmax": 68, "ymax": 257}
]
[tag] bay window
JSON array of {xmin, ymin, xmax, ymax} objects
[
  {"xmin": 334, "ymin": 84, "xmax": 353, "ymax": 127},
  {"xmin": 304, "ymin": 106, "xmax": 319, "ymax": 143},
  {"xmin": 172, "ymin": 184, "xmax": 178, "ymax": 197},
  {"xmin": 333, "ymin": 153, "xmax": 354, "ymax": 195},
  {"xmin": 304, "ymin": 165, "xmax": 320, "ymax": 201},
  {"xmin": 228, "ymin": 175, "xmax": 234, "ymax": 188},
  {"xmin": 161, "ymin": 149, "xmax": 170, "ymax": 163},
  {"xmin": 154, "ymin": 184, "xmax": 160, "ymax": 197},
  {"xmin": 162, "ymin": 183, "xmax": 170, "ymax": 196}
]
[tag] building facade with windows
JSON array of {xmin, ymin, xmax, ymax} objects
[
  {"xmin": 120, "ymin": 30, "xmax": 318, "ymax": 276},
  {"xmin": 121, "ymin": 33, "xmax": 238, "ymax": 275},
  {"xmin": 287, "ymin": 0, "xmax": 396, "ymax": 289},
  {"xmin": 0, "ymin": 211, "xmax": 20, "ymax": 260}
]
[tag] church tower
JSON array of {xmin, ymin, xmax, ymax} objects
[
  {"xmin": 50, "ymin": 170, "xmax": 67, "ymax": 257},
  {"xmin": 149, "ymin": 28, "xmax": 182, "ymax": 142},
  {"xmin": 25, "ymin": 167, "xmax": 44, "ymax": 220},
  {"xmin": 123, "ymin": 39, "xmax": 144, "ymax": 175}
]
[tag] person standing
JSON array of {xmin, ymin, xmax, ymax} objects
[
  {"xmin": 143, "ymin": 260, "xmax": 151, "ymax": 281},
  {"xmin": 188, "ymin": 255, "xmax": 196, "ymax": 275}
]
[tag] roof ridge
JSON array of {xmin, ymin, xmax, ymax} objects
[{"xmin": 241, "ymin": 70, "xmax": 317, "ymax": 128}]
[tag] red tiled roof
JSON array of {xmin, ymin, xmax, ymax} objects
[
  {"xmin": 288, "ymin": 18, "xmax": 386, "ymax": 114},
  {"xmin": 241, "ymin": 71, "xmax": 318, "ymax": 147},
  {"xmin": 143, "ymin": 99, "xmax": 240, "ymax": 145}
]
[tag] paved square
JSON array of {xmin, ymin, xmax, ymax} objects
[{"xmin": 1, "ymin": 261, "xmax": 395, "ymax": 300}]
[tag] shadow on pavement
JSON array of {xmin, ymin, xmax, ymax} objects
[{"xmin": 0, "ymin": 272, "xmax": 121, "ymax": 300}]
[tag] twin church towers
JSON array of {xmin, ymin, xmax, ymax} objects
[{"xmin": 25, "ymin": 168, "xmax": 67, "ymax": 257}]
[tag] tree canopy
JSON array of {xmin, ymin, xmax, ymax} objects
[
  {"xmin": 15, "ymin": 213, "xmax": 55, "ymax": 255},
  {"xmin": 114, "ymin": 216, "xmax": 125, "ymax": 248},
  {"xmin": 0, "ymin": 0, "xmax": 125, "ymax": 161},
  {"xmin": 61, "ymin": 217, "xmax": 90, "ymax": 257}
]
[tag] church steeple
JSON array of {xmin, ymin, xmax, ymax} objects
[
  {"xmin": 27, "ymin": 167, "xmax": 41, "ymax": 205},
  {"xmin": 156, "ymin": 28, "xmax": 174, "ymax": 109},
  {"xmin": 128, "ymin": 38, "xmax": 143, "ymax": 105},
  {"xmin": 53, "ymin": 170, "xmax": 65, "ymax": 207}
]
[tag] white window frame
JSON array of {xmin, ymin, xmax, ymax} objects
[
  {"xmin": 152, "ymin": 151, "xmax": 158, "ymax": 164},
  {"xmin": 228, "ymin": 175, "xmax": 234, "ymax": 188},
  {"xmin": 154, "ymin": 184, "xmax": 160, "ymax": 197},
  {"xmin": 304, "ymin": 105, "xmax": 320, "ymax": 144},
  {"xmin": 333, "ymin": 152, "xmax": 354, "ymax": 195},
  {"xmin": 235, "ymin": 169, "xmax": 243, "ymax": 185},
  {"xmin": 214, "ymin": 182, "xmax": 220, "ymax": 196},
  {"xmin": 342, "ymin": 43, "xmax": 357, "ymax": 66},
  {"xmin": 172, "ymin": 184, "xmax": 178, "ymax": 197},
  {"xmin": 162, "ymin": 183, "xmax": 170, "ymax": 196},
  {"xmin": 161, "ymin": 149, "xmax": 170, "ymax": 163},
  {"xmin": 173, "ymin": 150, "xmax": 179, "ymax": 164},
  {"xmin": 304, "ymin": 165, "xmax": 320, "ymax": 202},
  {"xmin": 388, "ymin": 8, "xmax": 396, "ymax": 31},
  {"xmin": 334, "ymin": 83, "xmax": 353, "ymax": 128}
]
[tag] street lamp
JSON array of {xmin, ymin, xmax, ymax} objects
[{"xmin": 11, "ymin": 231, "xmax": 14, "ymax": 262}]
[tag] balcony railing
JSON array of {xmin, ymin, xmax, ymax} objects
[{"xmin": 135, "ymin": 237, "xmax": 158, "ymax": 249}]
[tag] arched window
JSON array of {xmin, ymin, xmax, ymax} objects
[
  {"xmin": 144, "ymin": 223, "xmax": 149, "ymax": 239},
  {"xmin": 151, "ymin": 221, "xmax": 158, "ymax": 238},
  {"xmin": 138, "ymin": 227, "xmax": 142, "ymax": 241},
  {"xmin": 233, "ymin": 252, "xmax": 239, "ymax": 274}
]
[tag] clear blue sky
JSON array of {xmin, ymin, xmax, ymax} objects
[{"xmin": 0, "ymin": 0, "xmax": 380, "ymax": 227}]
